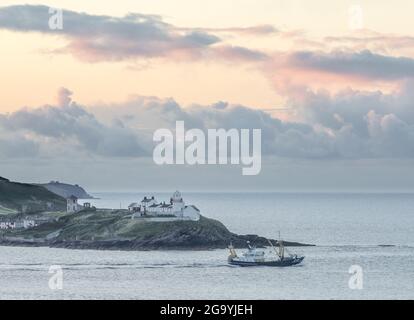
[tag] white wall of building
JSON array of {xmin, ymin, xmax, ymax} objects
[{"xmin": 131, "ymin": 191, "xmax": 200, "ymax": 221}]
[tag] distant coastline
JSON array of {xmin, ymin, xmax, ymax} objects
[{"xmin": 37, "ymin": 181, "xmax": 95, "ymax": 199}]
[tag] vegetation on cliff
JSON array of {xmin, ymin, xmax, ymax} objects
[{"xmin": 0, "ymin": 177, "xmax": 66, "ymax": 213}]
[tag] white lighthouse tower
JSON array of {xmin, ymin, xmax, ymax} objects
[{"xmin": 171, "ymin": 190, "xmax": 185, "ymax": 216}]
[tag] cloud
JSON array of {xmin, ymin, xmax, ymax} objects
[
  {"xmin": 0, "ymin": 5, "xmax": 219, "ymax": 61},
  {"xmin": 185, "ymin": 25, "xmax": 279, "ymax": 36},
  {"xmin": 0, "ymin": 4, "xmax": 266, "ymax": 63},
  {"xmin": 0, "ymin": 89, "xmax": 148, "ymax": 158},
  {"xmin": 90, "ymin": 94, "xmax": 338, "ymax": 159},
  {"xmin": 0, "ymin": 132, "xmax": 39, "ymax": 158},
  {"xmin": 3, "ymin": 85, "xmax": 414, "ymax": 160},
  {"xmin": 0, "ymin": 87, "xmax": 340, "ymax": 160},
  {"xmin": 285, "ymin": 80, "xmax": 414, "ymax": 157},
  {"xmin": 324, "ymin": 31, "xmax": 414, "ymax": 54},
  {"xmin": 263, "ymin": 50, "xmax": 414, "ymax": 96},
  {"xmin": 211, "ymin": 46, "xmax": 269, "ymax": 62},
  {"xmin": 56, "ymin": 87, "xmax": 73, "ymax": 107},
  {"xmin": 288, "ymin": 50, "xmax": 414, "ymax": 80}
]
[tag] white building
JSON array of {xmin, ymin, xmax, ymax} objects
[
  {"xmin": 0, "ymin": 218, "xmax": 39, "ymax": 230},
  {"xmin": 23, "ymin": 219, "xmax": 37, "ymax": 228},
  {"xmin": 140, "ymin": 196, "xmax": 157, "ymax": 212},
  {"xmin": 0, "ymin": 221, "xmax": 16, "ymax": 230},
  {"xmin": 0, "ymin": 216, "xmax": 53, "ymax": 229},
  {"xmin": 67, "ymin": 195, "xmax": 82, "ymax": 213},
  {"xmin": 171, "ymin": 190, "xmax": 185, "ymax": 213},
  {"xmin": 131, "ymin": 191, "xmax": 200, "ymax": 221}
]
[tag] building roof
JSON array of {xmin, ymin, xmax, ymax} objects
[
  {"xmin": 67, "ymin": 195, "xmax": 78, "ymax": 200},
  {"xmin": 149, "ymin": 203, "xmax": 159, "ymax": 208},
  {"xmin": 189, "ymin": 205, "xmax": 200, "ymax": 212},
  {"xmin": 141, "ymin": 198, "xmax": 154, "ymax": 203},
  {"xmin": 128, "ymin": 202, "xmax": 138, "ymax": 207}
]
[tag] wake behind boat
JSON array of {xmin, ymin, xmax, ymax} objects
[{"xmin": 228, "ymin": 238, "xmax": 304, "ymax": 267}]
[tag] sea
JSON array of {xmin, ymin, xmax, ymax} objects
[{"xmin": 1, "ymin": 192, "xmax": 414, "ymax": 300}]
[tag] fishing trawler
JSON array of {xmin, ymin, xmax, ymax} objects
[{"xmin": 228, "ymin": 238, "xmax": 304, "ymax": 267}]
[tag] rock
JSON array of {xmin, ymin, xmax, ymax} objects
[
  {"xmin": 0, "ymin": 211, "xmax": 314, "ymax": 250},
  {"xmin": 38, "ymin": 181, "xmax": 94, "ymax": 199},
  {"xmin": 0, "ymin": 177, "xmax": 66, "ymax": 213}
]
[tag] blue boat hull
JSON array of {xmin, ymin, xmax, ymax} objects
[{"xmin": 229, "ymin": 256, "xmax": 304, "ymax": 267}]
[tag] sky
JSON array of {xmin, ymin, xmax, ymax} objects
[{"xmin": 2, "ymin": 1, "xmax": 414, "ymax": 191}]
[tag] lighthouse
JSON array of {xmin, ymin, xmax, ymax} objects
[{"xmin": 171, "ymin": 190, "xmax": 185, "ymax": 215}]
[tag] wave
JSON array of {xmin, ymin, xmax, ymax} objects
[{"xmin": 0, "ymin": 261, "xmax": 232, "ymax": 271}]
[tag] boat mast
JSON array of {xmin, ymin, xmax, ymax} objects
[
  {"xmin": 228, "ymin": 243, "xmax": 237, "ymax": 259},
  {"xmin": 278, "ymin": 231, "xmax": 284, "ymax": 259}
]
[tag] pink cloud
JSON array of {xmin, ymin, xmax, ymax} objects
[{"xmin": 262, "ymin": 50, "xmax": 414, "ymax": 97}]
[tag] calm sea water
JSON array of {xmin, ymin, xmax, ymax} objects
[{"xmin": 1, "ymin": 192, "xmax": 414, "ymax": 299}]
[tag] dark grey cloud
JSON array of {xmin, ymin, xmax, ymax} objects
[
  {"xmin": 101, "ymin": 81, "xmax": 414, "ymax": 159},
  {"xmin": 0, "ymin": 4, "xmax": 219, "ymax": 61},
  {"xmin": 289, "ymin": 50, "xmax": 414, "ymax": 80},
  {"xmin": 3, "ymin": 84, "xmax": 414, "ymax": 160},
  {"xmin": 288, "ymin": 80, "xmax": 414, "ymax": 157},
  {"xmin": 91, "ymin": 95, "xmax": 338, "ymax": 159},
  {"xmin": 0, "ymin": 89, "xmax": 148, "ymax": 158},
  {"xmin": 0, "ymin": 4, "xmax": 267, "ymax": 62}
]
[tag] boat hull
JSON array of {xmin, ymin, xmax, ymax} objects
[{"xmin": 229, "ymin": 256, "xmax": 304, "ymax": 267}]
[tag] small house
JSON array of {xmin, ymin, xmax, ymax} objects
[{"xmin": 128, "ymin": 202, "xmax": 140, "ymax": 212}]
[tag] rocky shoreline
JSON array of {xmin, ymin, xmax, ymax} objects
[{"xmin": 0, "ymin": 236, "xmax": 312, "ymax": 251}]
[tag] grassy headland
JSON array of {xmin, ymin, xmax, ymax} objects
[
  {"xmin": 0, "ymin": 177, "xmax": 66, "ymax": 213},
  {"xmin": 0, "ymin": 209, "xmax": 313, "ymax": 250}
]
